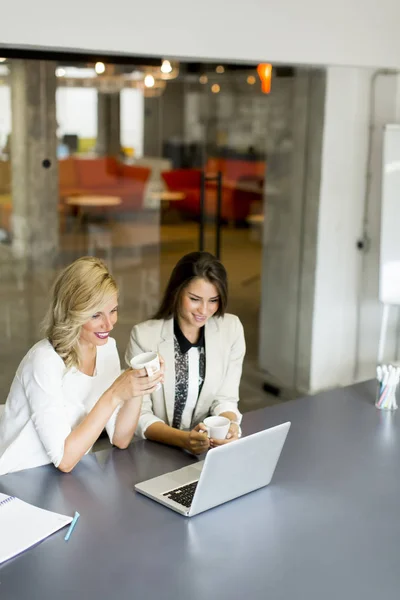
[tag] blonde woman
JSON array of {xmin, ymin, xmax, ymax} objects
[{"xmin": 0, "ymin": 257, "xmax": 163, "ymax": 475}]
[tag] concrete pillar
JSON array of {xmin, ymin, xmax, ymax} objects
[
  {"xmin": 143, "ymin": 96, "xmax": 162, "ymax": 157},
  {"xmin": 96, "ymin": 92, "xmax": 120, "ymax": 156},
  {"xmin": 10, "ymin": 59, "xmax": 58, "ymax": 266},
  {"xmin": 143, "ymin": 82, "xmax": 185, "ymax": 161},
  {"xmin": 259, "ymin": 68, "xmax": 326, "ymax": 394},
  {"xmin": 204, "ymin": 92, "xmax": 218, "ymax": 157},
  {"xmin": 161, "ymin": 81, "xmax": 185, "ymax": 145}
]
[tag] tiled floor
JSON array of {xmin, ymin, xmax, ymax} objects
[{"xmin": 0, "ymin": 213, "xmax": 291, "ymax": 421}]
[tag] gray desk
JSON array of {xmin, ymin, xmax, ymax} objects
[{"xmin": 1, "ymin": 381, "xmax": 400, "ymax": 599}]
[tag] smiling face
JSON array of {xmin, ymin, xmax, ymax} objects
[
  {"xmin": 79, "ymin": 294, "xmax": 118, "ymax": 348},
  {"xmin": 178, "ymin": 278, "xmax": 220, "ymax": 332}
]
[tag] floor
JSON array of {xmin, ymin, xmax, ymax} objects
[{"xmin": 0, "ymin": 210, "xmax": 292, "ymax": 429}]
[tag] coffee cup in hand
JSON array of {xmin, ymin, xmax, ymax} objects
[
  {"xmin": 202, "ymin": 416, "xmax": 230, "ymax": 440},
  {"xmin": 130, "ymin": 352, "xmax": 162, "ymax": 391}
]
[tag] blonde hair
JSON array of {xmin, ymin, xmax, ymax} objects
[{"xmin": 43, "ymin": 257, "xmax": 118, "ymax": 369}]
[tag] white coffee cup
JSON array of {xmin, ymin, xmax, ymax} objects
[
  {"xmin": 130, "ymin": 352, "xmax": 162, "ymax": 391},
  {"xmin": 202, "ymin": 416, "xmax": 231, "ymax": 440}
]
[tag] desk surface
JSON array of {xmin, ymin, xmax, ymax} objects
[{"xmin": 1, "ymin": 381, "xmax": 400, "ymax": 599}]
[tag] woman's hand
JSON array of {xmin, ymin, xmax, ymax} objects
[
  {"xmin": 110, "ymin": 366, "xmax": 164, "ymax": 405},
  {"xmin": 209, "ymin": 422, "xmax": 240, "ymax": 448},
  {"xmin": 185, "ymin": 423, "xmax": 210, "ymax": 455}
]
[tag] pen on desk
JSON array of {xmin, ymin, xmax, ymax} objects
[{"xmin": 64, "ymin": 511, "xmax": 80, "ymax": 541}]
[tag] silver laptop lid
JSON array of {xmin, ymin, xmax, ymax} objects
[{"xmin": 189, "ymin": 422, "xmax": 291, "ymax": 516}]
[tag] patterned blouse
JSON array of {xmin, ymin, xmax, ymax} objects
[{"xmin": 172, "ymin": 320, "xmax": 206, "ymax": 430}]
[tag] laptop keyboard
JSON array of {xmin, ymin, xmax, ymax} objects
[{"xmin": 162, "ymin": 481, "xmax": 199, "ymax": 508}]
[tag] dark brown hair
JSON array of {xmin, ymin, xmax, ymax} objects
[{"xmin": 153, "ymin": 251, "xmax": 228, "ymax": 320}]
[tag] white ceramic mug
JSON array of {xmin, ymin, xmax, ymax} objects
[
  {"xmin": 202, "ymin": 416, "xmax": 231, "ymax": 440},
  {"xmin": 130, "ymin": 352, "xmax": 162, "ymax": 391}
]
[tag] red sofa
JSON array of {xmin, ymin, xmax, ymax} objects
[
  {"xmin": 161, "ymin": 159, "xmax": 265, "ymax": 223},
  {"xmin": 207, "ymin": 157, "xmax": 265, "ymax": 181},
  {"xmin": 161, "ymin": 169, "xmax": 203, "ymax": 218},
  {"xmin": 59, "ymin": 157, "xmax": 151, "ymax": 213}
]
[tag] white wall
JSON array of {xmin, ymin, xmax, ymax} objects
[
  {"xmin": 355, "ymin": 74, "xmax": 400, "ymax": 381},
  {"xmin": 56, "ymin": 88, "xmax": 97, "ymax": 139},
  {"xmin": 1, "ymin": 0, "xmax": 400, "ymax": 69},
  {"xmin": 120, "ymin": 89, "xmax": 144, "ymax": 157}
]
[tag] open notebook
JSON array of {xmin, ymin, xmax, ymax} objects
[{"xmin": 0, "ymin": 493, "xmax": 73, "ymax": 565}]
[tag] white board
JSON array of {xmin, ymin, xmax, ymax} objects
[{"xmin": 379, "ymin": 125, "xmax": 400, "ymax": 305}]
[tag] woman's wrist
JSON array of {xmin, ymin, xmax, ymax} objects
[
  {"xmin": 171, "ymin": 428, "xmax": 191, "ymax": 450},
  {"xmin": 105, "ymin": 387, "xmax": 123, "ymax": 411},
  {"xmin": 179, "ymin": 430, "xmax": 192, "ymax": 450}
]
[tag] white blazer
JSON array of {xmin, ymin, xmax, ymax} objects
[{"xmin": 125, "ymin": 313, "xmax": 245, "ymax": 439}]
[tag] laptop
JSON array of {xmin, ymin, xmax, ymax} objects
[{"xmin": 135, "ymin": 421, "xmax": 291, "ymax": 517}]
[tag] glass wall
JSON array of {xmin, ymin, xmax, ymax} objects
[
  {"xmin": 0, "ymin": 58, "xmax": 162, "ymax": 401},
  {"xmin": 0, "ymin": 55, "xmax": 298, "ymax": 411},
  {"xmin": 146, "ymin": 66, "xmax": 295, "ymax": 400}
]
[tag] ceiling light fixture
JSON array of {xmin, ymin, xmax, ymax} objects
[
  {"xmin": 161, "ymin": 60, "xmax": 172, "ymax": 74},
  {"xmin": 95, "ymin": 62, "xmax": 106, "ymax": 75},
  {"xmin": 144, "ymin": 74, "xmax": 155, "ymax": 88},
  {"xmin": 257, "ymin": 63, "xmax": 272, "ymax": 94}
]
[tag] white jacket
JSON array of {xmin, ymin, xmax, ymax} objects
[{"xmin": 125, "ymin": 314, "xmax": 245, "ymax": 438}]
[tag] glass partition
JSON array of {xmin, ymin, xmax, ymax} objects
[
  {"xmin": 0, "ymin": 55, "xmax": 298, "ymax": 410},
  {"xmin": 0, "ymin": 58, "xmax": 161, "ymax": 401}
]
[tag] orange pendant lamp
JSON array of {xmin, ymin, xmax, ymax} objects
[{"xmin": 257, "ymin": 63, "xmax": 272, "ymax": 94}]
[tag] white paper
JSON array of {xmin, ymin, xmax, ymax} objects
[{"xmin": 0, "ymin": 493, "xmax": 72, "ymax": 565}]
